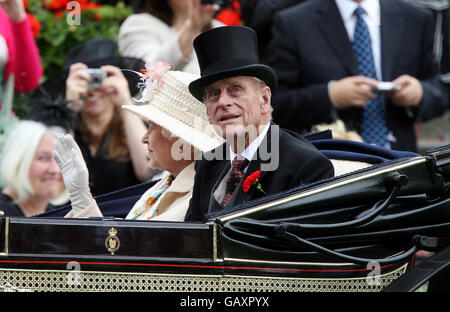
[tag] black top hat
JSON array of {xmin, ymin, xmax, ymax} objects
[
  {"xmin": 188, "ymin": 26, "xmax": 278, "ymax": 102},
  {"xmin": 32, "ymin": 39, "xmax": 145, "ymax": 101}
]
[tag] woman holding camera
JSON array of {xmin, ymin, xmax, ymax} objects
[
  {"xmin": 64, "ymin": 62, "xmax": 157, "ymax": 197},
  {"xmin": 118, "ymin": 0, "xmax": 223, "ymax": 74}
]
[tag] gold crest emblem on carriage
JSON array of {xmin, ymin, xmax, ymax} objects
[{"xmin": 105, "ymin": 228, "xmax": 120, "ymax": 255}]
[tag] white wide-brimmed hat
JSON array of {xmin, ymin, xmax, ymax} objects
[{"xmin": 122, "ymin": 62, "xmax": 223, "ymax": 153}]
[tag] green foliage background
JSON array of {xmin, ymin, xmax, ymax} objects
[{"xmin": 28, "ymin": 0, "xmax": 132, "ymax": 79}]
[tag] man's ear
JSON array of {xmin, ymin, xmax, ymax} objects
[{"xmin": 260, "ymin": 86, "xmax": 272, "ymax": 114}]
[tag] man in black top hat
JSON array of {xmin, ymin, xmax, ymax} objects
[{"xmin": 184, "ymin": 26, "xmax": 334, "ymax": 222}]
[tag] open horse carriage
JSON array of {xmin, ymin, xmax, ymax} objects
[{"xmin": 0, "ymin": 131, "xmax": 449, "ymax": 293}]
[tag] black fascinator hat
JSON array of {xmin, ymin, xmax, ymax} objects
[{"xmin": 27, "ymin": 96, "xmax": 77, "ymax": 133}]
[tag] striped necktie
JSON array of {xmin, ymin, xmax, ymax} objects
[{"xmin": 222, "ymin": 157, "xmax": 249, "ymax": 207}]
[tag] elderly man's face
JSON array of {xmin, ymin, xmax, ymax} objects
[{"xmin": 204, "ymin": 76, "xmax": 271, "ymax": 140}]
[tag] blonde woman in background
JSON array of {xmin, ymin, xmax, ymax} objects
[{"xmin": 0, "ymin": 120, "xmax": 69, "ymax": 217}]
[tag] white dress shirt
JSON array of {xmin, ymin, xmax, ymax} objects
[{"xmin": 228, "ymin": 123, "xmax": 271, "ymax": 173}]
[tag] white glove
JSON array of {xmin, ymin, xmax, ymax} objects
[{"xmin": 53, "ymin": 133, "xmax": 95, "ymax": 215}]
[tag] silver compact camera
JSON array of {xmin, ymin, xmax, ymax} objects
[{"xmin": 84, "ymin": 68, "xmax": 107, "ymax": 89}]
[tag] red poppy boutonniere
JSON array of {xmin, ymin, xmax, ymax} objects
[{"xmin": 243, "ymin": 170, "xmax": 266, "ymax": 194}]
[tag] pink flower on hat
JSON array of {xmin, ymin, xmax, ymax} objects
[
  {"xmin": 134, "ymin": 61, "xmax": 172, "ymax": 103},
  {"xmin": 143, "ymin": 61, "xmax": 172, "ymax": 89}
]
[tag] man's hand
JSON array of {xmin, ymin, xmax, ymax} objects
[
  {"xmin": 53, "ymin": 134, "xmax": 94, "ymax": 215},
  {"xmin": 390, "ymin": 74, "xmax": 423, "ymax": 107},
  {"xmin": 329, "ymin": 76, "xmax": 379, "ymax": 108}
]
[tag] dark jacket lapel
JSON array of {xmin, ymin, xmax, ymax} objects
[
  {"xmin": 230, "ymin": 124, "xmax": 275, "ymax": 206},
  {"xmin": 226, "ymin": 156, "xmax": 263, "ymax": 208},
  {"xmin": 198, "ymin": 142, "xmax": 230, "ymax": 214},
  {"xmin": 208, "ymin": 159, "xmax": 231, "ymax": 212},
  {"xmin": 380, "ymin": 0, "xmax": 404, "ymax": 81},
  {"xmin": 317, "ymin": 0, "xmax": 359, "ymax": 76}
]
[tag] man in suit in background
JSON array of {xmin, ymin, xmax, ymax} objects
[
  {"xmin": 265, "ymin": 0, "xmax": 449, "ymax": 152},
  {"xmin": 184, "ymin": 26, "xmax": 334, "ymax": 222}
]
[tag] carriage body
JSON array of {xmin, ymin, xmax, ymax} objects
[{"xmin": 1, "ymin": 140, "xmax": 449, "ymax": 292}]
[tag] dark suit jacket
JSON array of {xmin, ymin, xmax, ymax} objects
[
  {"xmin": 265, "ymin": 0, "xmax": 449, "ymax": 152},
  {"xmin": 184, "ymin": 124, "xmax": 334, "ymax": 222}
]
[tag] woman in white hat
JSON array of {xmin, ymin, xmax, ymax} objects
[{"xmin": 53, "ymin": 61, "xmax": 222, "ymax": 221}]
